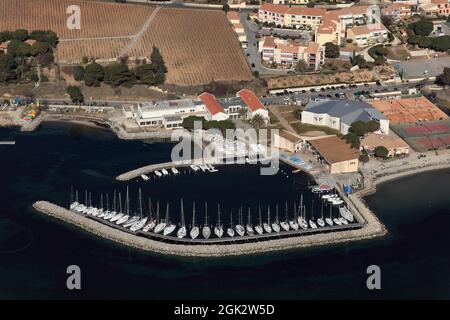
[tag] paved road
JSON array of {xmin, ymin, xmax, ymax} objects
[{"xmin": 238, "ymin": 10, "xmax": 290, "ymax": 76}]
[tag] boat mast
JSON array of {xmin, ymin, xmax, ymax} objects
[
  {"xmin": 75, "ymin": 190, "xmax": 79, "ymax": 203},
  {"xmin": 258, "ymin": 205, "xmax": 262, "ymax": 227},
  {"xmin": 156, "ymin": 201, "xmax": 160, "ymax": 223},
  {"xmin": 230, "ymin": 210, "xmax": 233, "ymax": 227},
  {"xmin": 125, "ymin": 186, "xmax": 130, "ymax": 215},
  {"xmin": 285, "ymin": 201, "xmax": 288, "ymax": 222},
  {"xmin": 139, "ymin": 188, "xmax": 143, "ymax": 218},
  {"xmin": 180, "ymin": 198, "xmax": 185, "ymax": 228},
  {"xmin": 106, "ymin": 193, "xmax": 109, "ymax": 211},
  {"xmin": 204, "ymin": 201, "xmax": 207, "ymax": 226},
  {"xmin": 89, "ymin": 192, "xmax": 92, "ymax": 207},
  {"xmin": 70, "ymin": 186, "xmax": 73, "ymax": 205},
  {"xmin": 165, "ymin": 202, "xmax": 170, "ymax": 223},
  {"xmin": 118, "ymin": 192, "xmax": 122, "ymax": 213},
  {"xmin": 148, "ymin": 198, "xmax": 152, "ymax": 219},
  {"xmin": 311, "ymin": 199, "xmax": 314, "ymax": 219},
  {"xmin": 300, "ymin": 193, "xmax": 304, "ymax": 219},
  {"xmin": 217, "ymin": 204, "xmax": 221, "ymax": 227},
  {"xmin": 100, "ymin": 194, "xmax": 103, "ymax": 210},
  {"xmin": 276, "ymin": 204, "xmax": 279, "ymax": 223},
  {"xmin": 267, "ymin": 205, "xmax": 271, "ymax": 224},
  {"xmin": 321, "ymin": 201, "xmax": 324, "ymax": 219},
  {"xmin": 85, "ymin": 190, "xmax": 88, "ymax": 206},
  {"xmin": 293, "ymin": 201, "xmax": 297, "ymax": 220},
  {"xmin": 113, "ymin": 190, "xmax": 116, "ymax": 212}
]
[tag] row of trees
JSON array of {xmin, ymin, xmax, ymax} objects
[
  {"xmin": 407, "ymin": 19, "xmax": 450, "ymax": 52},
  {"xmin": 73, "ymin": 47, "xmax": 167, "ymax": 88},
  {"xmin": 182, "ymin": 116, "xmax": 236, "ymax": 133}
]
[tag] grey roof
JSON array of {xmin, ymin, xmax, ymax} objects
[
  {"xmin": 219, "ymin": 97, "xmax": 244, "ymax": 109},
  {"xmin": 304, "ymin": 99, "xmax": 386, "ymax": 126},
  {"xmin": 163, "ymin": 115, "xmax": 183, "ymax": 122}
]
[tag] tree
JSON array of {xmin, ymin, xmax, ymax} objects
[
  {"xmin": 374, "ymin": 146, "xmax": 389, "ymax": 158},
  {"xmin": 29, "ymin": 30, "xmax": 58, "ymax": 47},
  {"xmin": 182, "ymin": 116, "xmax": 207, "ymax": 130},
  {"xmin": 84, "ymin": 61, "xmax": 105, "ymax": 87},
  {"xmin": 67, "ymin": 86, "xmax": 84, "ymax": 103},
  {"xmin": 0, "ymin": 54, "xmax": 17, "ymax": 83},
  {"xmin": 104, "ymin": 63, "xmax": 134, "ymax": 87},
  {"xmin": 253, "ymin": 70, "xmax": 260, "ymax": 78},
  {"xmin": 438, "ymin": 67, "xmax": 450, "ymax": 86},
  {"xmin": 359, "ymin": 154, "xmax": 370, "ymax": 163},
  {"xmin": 306, "ymin": 1, "xmax": 315, "ymax": 8},
  {"xmin": 412, "ymin": 19, "xmax": 433, "ymax": 37},
  {"xmin": 238, "ymin": 107, "xmax": 248, "ymax": 120},
  {"xmin": 135, "ymin": 63, "xmax": 156, "ymax": 86},
  {"xmin": 381, "ymin": 15, "xmax": 395, "ymax": 28},
  {"xmin": 81, "ymin": 56, "xmax": 89, "ymax": 65},
  {"xmin": 150, "ymin": 46, "xmax": 167, "ymax": 85},
  {"xmin": 222, "ymin": 4, "xmax": 230, "ymax": 13},
  {"xmin": 73, "ymin": 66, "xmax": 85, "ymax": 81},
  {"xmin": 250, "ymin": 114, "xmax": 266, "ymax": 129},
  {"xmin": 7, "ymin": 40, "xmax": 31, "ymax": 57},
  {"xmin": 295, "ymin": 59, "xmax": 308, "ymax": 73},
  {"xmin": 324, "ymin": 42, "xmax": 340, "ymax": 59},
  {"xmin": 0, "ymin": 31, "xmax": 12, "ymax": 43},
  {"xmin": 29, "ymin": 42, "xmax": 50, "ymax": 56},
  {"xmin": 345, "ymin": 132, "xmax": 360, "ymax": 149},
  {"xmin": 12, "ymin": 29, "xmax": 29, "ymax": 41}
]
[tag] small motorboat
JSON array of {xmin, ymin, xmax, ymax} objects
[
  {"xmin": 171, "ymin": 167, "xmax": 179, "ymax": 174},
  {"xmin": 154, "ymin": 170, "xmax": 162, "ymax": 177},
  {"xmin": 161, "ymin": 169, "xmax": 169, "ymax": 176},
  {"xmin": 141, "ymin": 174, "xmax": 150, "ymax": 181},
  {"xmin": 308, "ymin": 220, "xmax": 317, "ymax": 229}
]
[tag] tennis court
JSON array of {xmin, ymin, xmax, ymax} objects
[{"xmin": 392, "ymin": 119, "xmax": 450, "ymax": 151}]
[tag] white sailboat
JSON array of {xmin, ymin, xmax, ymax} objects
[
  {"xmin": 280, "ymin": 202, "xmax": 290, "ymax": 232},
  {"xmin": 161, "ymin": 168, "xmax": 169, "ymax": 176},
  {"xmin": 141, "ymin": 174, "xmax": 150, "ymax": 181},
  {"xmin": 271, "ymin": 204, "xmax": 281, "ymax": 233},
  {"xmin": 297, "ymin": 194, "xmax": 308, "ymax": 230},
  {"xmin": 325, "ymin": 201, "xmax": 334, "ymax": 226},
  {"xmin": 289, "ymin": 201, "xmax": 299, "ymax": 230},
  {"xmin": 235, "ymin": 207, "xmax": 245, "ymax": 236},
  {"xmin": 190, "ymin": 164, "xmax": 199, "ymax": 172},
  {"xmin": 154, "ymin": 170, "xmax": 162, "ymax": 177},
  {"xmin": 214, "ymin": 204, "xmax": 224, "ymax": 238},
  {"xmin": 317, "ymin": 201, "xmax": 325, "ymax": 227},
  {"xmin": 263, "ymin": 205, "xmax": 272, "ymax": 233},
  {"xmin": 116, "ymin": 187, "xmax": 131, "ymax": 225},
  {"xmin": 339, "ymin": 206, "xmax": 354, "ymax": 222},
  {"xmin": 201, "ymin": 202, "xmax": 210, "ymax": 239},
  {"xmin": 339, "ymin": 217, "xmax": 348, "ymax": 225},
  {"xmin": 246, "ymin": 208, "xmax": 254, "ymax": 235},
  {"xmin": 130, "ymin": 189, "xmax": 147, "ymax": 232},
  {"xmin": 110, "ymin": 192, "xmax": 123, "ymax": 222},
  {"xmin": 308, "ymin": 200, "xmax": 317, "ymax": 229},
  {"xmin": 171, "ymin": 167, "xmax": 179, "ymax": 175},
  {"xmin": 143, "ymin": 198, "xmax": 157, "ymax": 232},
  {"xmin": 163, "ymin": 203, "xmax": 176, "ymax": 236},
  {"xmin": 227, "ymin": 211, "xmax": 235, "ymax": 238},
  {"xmin": 177, "ymin": 199, "xmax": 187, "ymax": 238},
  {"xmin": 255, "ymin": 206, "xmax": 264, "ymax": 235},
  {"xmin": 193, "ymin": 202, "xmax": 202, "ymax": 238},
  {"xmin": 154, "ymin": 202, "xmax": 167, "ymax": 234}
]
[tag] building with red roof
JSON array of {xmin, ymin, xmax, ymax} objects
[{"xmin": 199, "ymin": 92, "xmax": 228, "ymax": 121}]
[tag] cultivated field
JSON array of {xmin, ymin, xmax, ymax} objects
[
  {"xmin": 0, "ymin": 0, "xmax": 252, "ymax": 86},
  {"xmin": 129, "ymin": 8, "xmax": 252, "ymax": 85}
]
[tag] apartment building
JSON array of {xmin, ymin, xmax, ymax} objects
[
  {"xmin": 346, "ymin": 23, "xmax": 389, "ymax": 47},
  {"xmin": 258, "ymin": 3, "xmax": 325, "ymax": 29}
]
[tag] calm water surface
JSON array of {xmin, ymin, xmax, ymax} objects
[{"xmin": 1, "ymin": 123, "xmax": 450, "ymax": 299}]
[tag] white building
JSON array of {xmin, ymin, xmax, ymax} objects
[{"xmin": 302, "ymin": 99, "xmax": 389, "ymax": 135}]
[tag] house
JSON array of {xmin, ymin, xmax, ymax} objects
[
  {"xmin": 199, "ymin": 92, "xmax": 229, "ymax": 121},
  {"xmin": 0, "ymin": 40, "xmax": 11, "ymax": 53},
  {"xmin": 259, "ymin": 36, "xmax": 325, "ymax": 70},
  {"xmin": 360, "ymin": 132, "xmax": 410, "ymax": 157},
  {"xmin": 382, "ymin": 3, "xmax": 414, "ymax": 20},
  {"xmin": 258, "ymin": 4, "xmax": 325, "ymax": 29},
  {"xmin": 273, "ymin": 130, "xmax": 304, "ymax": 152},
  {"xmin": 302, "ymin": 99, "xmax": 390, "ymax": 135},
  {"xmin": 309, "ymin": 136, "xmax": 360, "ymax": 174},
  {"xmin": 346, "ymin": 23, "xmax": 389, "ymax": 47},
  {"xmin": 135, "ymin": 99, "xmax": 206, "ymax": 128},
  {"xmin": 237, "ymin": 89, "xmax": 269, "ymax": 122}
]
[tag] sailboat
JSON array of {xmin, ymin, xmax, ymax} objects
[
  {"xmin": 214, "ymin": 204, "xmax": 224, "ymax": 238},
  {"xmin": 70, "ymin": 187, "xmax": 78, "ymax": 210},
  {"xmin": 202, "ymin": 202, "xmax": 211, "ymax": 239},
  {"xmin": 325, "ymin": 201, "xmax": 334, "ymax": 226},
  {"xmin": 110, "ymin": 192, "xmax": 124, "ymax": 222},
  {"xmin": 116, "ymin": 187, "xmax": 131, "ymax": 225},
  {"xmin": 317, "ymin": 201, "xmax": 325, "ymax": 227},
  {"xmin": 235, "ymin": 206, "xmax": 245, "ymax": 236},
  {"xmin": 143, "ymin": 198, "xmax": 157, "ymax": 232},
  {"xmin": 297, "ymin": 194, "xmax": 308, "ymax": 229},
  {"xmin": 271, "ymin": 204, "xmax": 281, "ymax": 233},
  {"xmin": 339, "ymin": 205, "xmax": 354, "ymax": 222},
  {"xmin": 280, "ymin": 202, "xmax": 290, "ymax": 231},
  {"xmin": 97, "ymin": 194, "xmax": 105, "ymax": 218},
  {"xmin": 308, "ymin": 200, "xmax": 317, "ymax": 229},
  {"xmin": 131, "ymin": 189, "xmax": 148, "ymax": 232},
  {"xmin": 163, "ymin": 203, "xmax": 176, "ymax": 235},
  {"xmin": 263, "ymin": 205, "xmax": 272, "ymax": 233},
  {"xmin": 154, "ymin": 170, "xmax": 162, "ymax": 177},
  {"xmin": 177, "ymin": 199, "xmax": 187, "ymax": 238},
  {"xmin": 161, "ymin": 168, "xmax": 169, "ymax": 176},
  {"xmin": 189, "ymin": 202, "xmax": 200, "ymax": 239},
  {"xmin": 289, "ymin": 201, "xmax": 299, "ymax": 230},
  {"xmin": 246, "ymin": 208, "xmax": 254, "ymax": 235},
  {"xmin": 154, "ymin": 202, "xmax": 167, "ymax": 233},
  {"xmin": 254, "ymin": 206, "xmax": 264, "ymax": 235},
  {"xmin": 227, "ymin": 211, "xmax": 235, "ymax": 238}
]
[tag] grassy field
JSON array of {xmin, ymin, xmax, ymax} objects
[{"xmin": 291, "ymin": 122, "xmax": 340, "ymax": 136}]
